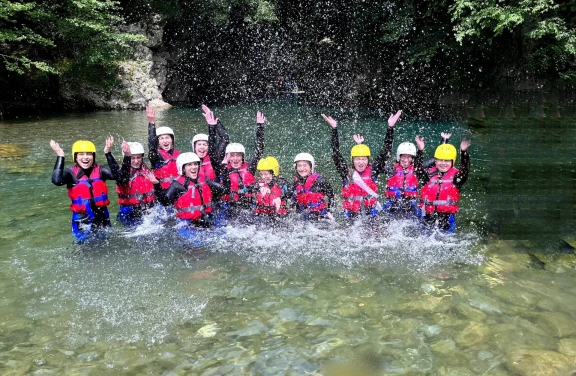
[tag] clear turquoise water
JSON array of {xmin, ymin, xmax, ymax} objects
[{"xmin": 1, "ymin": 102, "xmax": 575, "ymax": 375}]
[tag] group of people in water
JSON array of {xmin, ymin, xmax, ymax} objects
[{"xmin": 50, "ymin": 105, "xmax": 471, "ymax": 242}]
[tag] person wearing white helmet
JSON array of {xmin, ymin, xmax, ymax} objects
[
  {"xmin": 215, "ymin": 110, "xmax": 266, "ymax": 222},
  {"xmin": 50, "ymin": 136, "xmax": 119, "ymax": 242},
  {"xmin": 194, "ymin": 104, "xmax": 231, "ymax": 181},
  {"xmin": 146, "ymin": 106, "xmax": 181, "ymax": 190},
  {"xmin": 146, "ymin": 152, "xmax": 224, "ymax": 231},
  {"xmin": 413, "ymin": 134, "xmax": 471, "ymax": 232},
  {"xmin": 116, "ymin": 141, "xmax": 156, "ymax": 226},
  {"xmin": 292, "ymin": 152, "xmax": 335, "ymax": 220},
  {"xmin": 322, "ymin": 110, "xmax": 402, "ymax": 220}
]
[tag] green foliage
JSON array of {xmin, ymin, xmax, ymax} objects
[{"xmin": 0, "ymin": 0, "xmax": 146, "ymax": 87}]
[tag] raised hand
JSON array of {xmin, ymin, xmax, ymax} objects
[
  {"xmin": 388, "ymin": 110, "xmax": 402, "ymax": 127},
  {"xmin": 353, "ymin": 134, "xmax": 364, "ymax": 144},
  {"xmin": 50, "ymin": 140, "xmax": 65, "ymax": 157},
  {"xmin": 144, "ymin": 170, "xmax": 159, "ymax": 184},
  {"xmin": 146, "ymin": 106, "xmax": 155, "ymax": 123},
  {"xmin": 256, "ymin": 111, "xmax": 266, "ymax": 124},
  {"xmin": 202, "ymin": 104, "xmax": 218, "ymax": 125},
  {"xmin": 104, "ymin": 136, "xmax": 114, "ymax": 153},
  {"xmin": 272, "ymin": 197, "xmax": 282, "ymax": 212},
  {"xmin": 441, "ymin": 132, "xmax": 452, "ymax": 140},
  {"xmin": 121, "ymin": 141, "xmax": 131, "ymax": 157},
  {"xmin": 460, "ymin": 139, "xmax": 471, "ymax": 152},
  {"xmin": 415, "ymin": 136, "xmax": 425, "ymax": 151},
  {"xmin": 321, "ymin": 114, "xmax": 337, "ymax": 129}
]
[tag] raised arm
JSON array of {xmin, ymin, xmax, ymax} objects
[
  {"xmin": 101, "ymin": 136, "xmax": 120, "ymax": 181},
  {"xmin": 116, "ymin": 141, "xmax": 132, "ymax": 186},
  {"xmin": 453, "ymin": 139, "xmax": 471, "ymax": 189},
  {"xmin": 247, "ymin": 111, "xmax": 266, "ymax": 173},
  {"xmin": 413, "ymin": 136, "xmax": 430, "ymax": 186},
  {"xmin": 322, "ymin": 114, "xmax": 348, "ymax": 181},
  {"xmin": 371, "ymin": 110, "xmax": 401, "ymax": 176},
  {"xmin": 50, "ymin": 140, "xmax": 73, "ymax": 186},
  {"xmin": 147, "ymin": 106, "xmax": 160, "ymax": 167}
]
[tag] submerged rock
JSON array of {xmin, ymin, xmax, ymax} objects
[
  {"xmin": 455, "ymin": 322, "xmax": 491, "ymax": 347},
  {"xmin": 505, "ymin": 349, "xmax": 572, "ymax": 376},
  {"xmin": 558, "ymin": 338, "xmax": 576, "ymax": 362},
  {"xmin": 534, "ymin": 312, "xmax": 576, "ymax": 338}
]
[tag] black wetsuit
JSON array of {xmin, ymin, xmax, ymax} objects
[
  {"xmin": 51, "ymin": 154, "xmax": 119, "ymax": 233},
  {"xmin": 331, "ymin": 126, "xmax": 394, "ymax": 217},
  {"xmin": 414, "ymin": 149, "xmax": 471, "ymax": 230},
  {"xmin": 207, "ymin": 120, "xmax": 230, "ymax": 179}
]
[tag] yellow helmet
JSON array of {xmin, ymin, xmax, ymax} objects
[
  {"xmin": 257, "ymin": 156, "xmax": 280, "ymax": 176},
  {"xmin": 266, "ymin": 156, "xmax": 280, "ymax": 176},
  {"xmin": 434, "ymin": 144, "xmax": 457, "ymax": 164},
  {"xmin": 351, "ymin": 144, "xmax": 371, "ymax": 158},
  {"xmin": 72, "ymin": 140, "xmax": 96, "ymax": 156}
]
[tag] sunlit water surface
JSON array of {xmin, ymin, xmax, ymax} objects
[{"xmin": 1, "ymin": 103, "xmax": 575, "ymax": 375}]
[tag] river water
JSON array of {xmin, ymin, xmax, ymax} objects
[{"xmin": 1, "ymin": 102, "xmax": 575, "ymax": 375}]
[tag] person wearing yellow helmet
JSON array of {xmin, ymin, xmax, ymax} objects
[
  {"xmin": 115, "ymin": 141, "xmax": 156, "ymax": 226},
  {"xmin": 146, "ymin": 106, "xmax": 181, "ymax": 190},
  {"xmin": 50, "ymin": 136, "xmax": 120, "ymax": 242},
  {"xmin": 321, "ymin": 110, "xmax": 402, "ymax": 220},
  {"xmin": 252, "ymin": 156, "xmax": 291, "ymax": 219},
  {"xmin": 413, "ymin": 135, "xmax": 472, "ymax": 232}
]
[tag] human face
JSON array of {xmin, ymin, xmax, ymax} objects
[
  {"xmin": 352, "ymin": 156, "xmax": 369, "ymax": 173},
  {"xmin": 195, "ymin": 140, "xmax": 208, "ymax": 158},
  {"xmin": 75, "ymin": 152, "xmax": 94, "ymax": 169},
  {"xmin": 229, "ymin": 152, "xmax": 243, "ymax": 168},
  {"xmin": 259, "ymin": 170, "xmax": 273, "ymax": 184},
  {"xmin": 158, "ymin": 134, "xmax": 173, "ymax": 151},
  {"xmin": 296, "ymin": 161, "xmax": 311, "ymax": 178},
  {"xmin": 184, "ymin": 162, "xmax": 200, "ymax": 179},
  {"xmin": 399, "ymin": 154, "xmax": 413, "ymax": 169},
  {"xmin": 131, "ymin": 154, "xmax": 143, "ymax": 169},
  {"xmin": 435, "ymin": 158, "xmax": 452, "ymax": 173}
]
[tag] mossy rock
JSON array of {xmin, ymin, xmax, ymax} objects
[{"xmin": 0, "ymin": 144, "xmax": 28, "ymax": 158}]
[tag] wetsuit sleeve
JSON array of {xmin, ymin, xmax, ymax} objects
[
  {"xmin": 315, "ymin": 175, "xmax": 334, "ymax": 209},
  {"xmin": 206, "ymin": 178, "xmax": 225, "ymax": 194},
  {"xmin": 453, "ymin": 150, "xmax": 470, "ymax": 189},
  {"xmin": 116, "ymin": 155, "xmax": 131, "ymax": 185},
  {"xmin": 51, "ymin": 156, "xmax": 74, "ymax": 186},
  {"xmin": 330, "ymin": 128, "xmax": 348, "ymax": 182},
  {"xmin": 100, "ymin": 152, "xmax": 120, "ymax": 181},
  {"xmin": 148, "ymin": 122, "xmax": 160, "ymax": 168},
  {"xmin": 279, "ymin": 177, "xmax": 293, "ymax": 200},
  {"xmin": 371, "ymin": 126, "xmax": 394, "ymax": 178},
  {"xmin": 414, "ymin": 149, "xmax": 430, "ymax": 186},
  {"xmin": 247, "ymin": 122, "xmax": 265, "ymax": 174},
  {"xmin": 154, "ymin": 180, "xmax": 185, "ymax": 206}
]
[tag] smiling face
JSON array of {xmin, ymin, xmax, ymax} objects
[
  {"xmin": 194, "ymin": 140, "xmax": 208, "ymax": 158},
  {"xmin": 296, "ymin": 161, "xmax": 311, "ymax": 178},
  {"xmin": 158, "ymin": 134, "xmax": 173, "ymax": 151},
  {"xmin": 435, "ymin": 158, "xmax": 453, "ymax": 173},
  {"xmin": 184, "ymin": 162, "xmax": 200, "ymax": 179},
  {"xmin": 352, "ymin": 156, "xmax": 369, "ymax": 173},
  {"xmin": 399, "ymin": 154, "xmax": 413, "ymax": 169},
  {"xmin": 75, "ymin": 152, "xmax": 94, "ymax": 169},
  {"xmin": 131, "ymin": 154, "xmax": 144, "ymax": 169},
  {"xmin": 259, "ymin": 170, "xmax": 273, "ymax": 184},
  {"xmin": 229, "ymin": 152, "xmax": 244, "ymax": 168}
]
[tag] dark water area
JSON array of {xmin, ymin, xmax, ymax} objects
[{"xmin": 1, "ymin": 101, "xmax": 576, "ymax": 375}]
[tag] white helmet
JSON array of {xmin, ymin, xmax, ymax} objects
[
  {"xmin": 396, "ymin": 142, "xmax": 417, "ymax": 161},
  {"xmin": 294, "ymin": 152, "xmax": 315, "ymax": 172},
  {"xmin": 191, "ymin": 133, "xmax": 209, "ymax": 147},
  {"xmin": 127, "ymin": 142, "xmax": 145, "ymax": 155},
  {"xmin": 176, "ymin": 152, "xmax": 201, "ymax": 175},
  {"xmin": 156, "ymin": 126, "xmax": 175, "ymax": 140},
  {"xmin": 225, "ymin": 143, "xmax": 245, "ymax": 154}
]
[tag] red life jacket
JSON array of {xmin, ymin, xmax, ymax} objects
[
  {"xmin": 199, "ymin": 155, "xmax": 216, "ymax": 181},
  {"xmin": 116, "ymin": 165, "xmax": 155, "ymax": 206},
  {"xmin": 173, "ymin": 176, "xmax": 213, "ymax": 220},
  {"xmin": 154, "ymin": 148, "xmax": 180, "ymax": 189},
  {"xmin": 221, "ymin": 162, "xmax": 256, "ymax": 202},
  {"xmin": 294, "ymin": 174, "xmax": 327, "ymax": 213},
  {"xmin": 67, "ymin": 165, "xmax": 110, "ymax": 214},
  {"xmin": 254, "ymin": 181, "xmax": 288, "ymax": 215},
  {"xmin": 341, "ymin": 166, "xmax": 378, "ymax": 213},
  {"xmin": 385, "ymin": 164, "xmax": 419, "ymax": 199},
  {"xmin": 419, "ymin": 167, "xmax": 460, "ymax": 215}
]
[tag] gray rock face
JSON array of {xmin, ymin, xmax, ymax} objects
[{"xmin": 60, "ymin": 14, "xmax": 170, "ymax": 110}]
